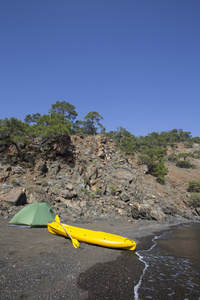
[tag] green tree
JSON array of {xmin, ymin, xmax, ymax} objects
[
  {"xmin": 152, "ymin": 163, "xmax": 168, "ymax": 184},
  {"xmin": 0, "ymin": 117, "xmax": 29, "ymax": 160},
  {"xmin": 24, "ymin": 101, "xmax": 78, "ymax": 140},
  {"xmin": 83, "ymin": 111, "xmax": 104, "ymax": 135},
  {"xmin": 192, "ymin": 136, "xmax": 200, "ymax": 144},
  {"xmin": 138, "ymin": 148, "xmax": 168, "ymax": 184},
  {"xmin": 24, "ymin": 113, "xmax": 41, "ymax": 124},
  {"xmin": 105, "ymin": 127, "xmax": 136, "ymax": 155},
  {"xmin": 72, "ymin": 120, "xmax": 85, "ymax": 135},
  {"xmin": 48, "ymin": 101, "xmax": 78, "ymax": 123},
  {"xmin": 36, "ymin": 114, "xmax": 72, "ymax": 138}
]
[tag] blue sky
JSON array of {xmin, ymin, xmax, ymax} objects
[{"xmin": 0, "ymin": 0, "xmax": 200, "ymax": 137}]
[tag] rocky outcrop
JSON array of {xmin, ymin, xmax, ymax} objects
[{"xmin": 0, "ymin": 135, "xmax": 200, "ymax": 223}]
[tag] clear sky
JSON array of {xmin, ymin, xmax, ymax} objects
[{"xmin": 0, "ymin": 0, "xmax": 200, "ymax": 137}]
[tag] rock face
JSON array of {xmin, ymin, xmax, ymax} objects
[{"xmin": 0, "ymin": 135, "xmax": 200, "ymax": 223}]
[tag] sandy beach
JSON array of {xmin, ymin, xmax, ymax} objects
[{"xmin": 0, "ymin": 216, "xmax": 185, "ymax": 300}]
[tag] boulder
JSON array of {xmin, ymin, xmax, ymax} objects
[
  {"xmin": 120, "ymin": 192, "xmax": 130, "ymax": 202},
  {"xmin": 87, "ymin": 165, "xmax": 98, "ymax": 180},
  {"xmin": 150, "ymin": 207, "xmax": 166, "ymax": 221},
  {"xmin": 2, "ymin": 187, "xmax": 27, "ymax": 206},
  {"xmin": 131, "ymin": 203, "xmax": 152, "ymax": 220},
  {"xmin": 12, "ymin": 166, "xmax": 23, "ymax": 174},
  {"xmin": 61, "ymin": 190, "xmax": 78, "ymax": 199},
  {"xmin": 98, "ymin": 150, "xmax": 106, "ymax": 159},
  {"xmin": 35, "ymin": 161, "xmax": 48, "ymax": 174},
  {"xmin": 66, "ymin": 183, "xmax": 73, "ymax": 191},
  {"xmin": 162, "ymin": 206, "xmax": 177, "ymax": 216},
  {"xmin": 113, "ymin": 168, "xmax": 134, "ymax": 184}
]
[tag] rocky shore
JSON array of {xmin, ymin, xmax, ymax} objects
[
  {"xmin": 0, "ymin": 215, "xmax": 190, "ymax": 300},
  {"xmin": 1, "ymin": 135, "xmax": 200, "ymax": 224}
]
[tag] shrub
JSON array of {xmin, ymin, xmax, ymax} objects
[
  {"xmin": 168, "ymin": 153, "xmax": 178, "ymax": 162},
  {"xmin": 192, "ymin": 137, "xmax": 200, "ymax": 144},
  {"xmin": 90, "ymin": 193, "xmax": 95, "ymax": 199},
  {"xmin": 153, "ymin": 163, "xmax": 169, "ymax": 184},
  {"xmin": 177, "ymin": 153, "xmax": 195, "ymax": 159},
  {"xmin": 138, "ymin": 154, "xmax": 151, "ymax": 165},
  {"xmin": 138, "ymin": 153, "xmax": 168, "ymax": 184},
  {"xmin": 43, "ymin": 146, "xmax": 51, "ymax": 151},
  {"xmin": 141, "ymin": 148, "xmax": 166, "ymax": 159},
  {"xmin": 187, "ymin": 193, "xmax": 200, "ymax": 208},
  {"xmin": 109, "ymin": 186, "xmax": 116, "ymax": 195},
  {"xmin": 187, "ymin": 180, "xmax": 200, "ymax": 192},
  {"xmin": 96, "ymin": 188, "xmax": 102, "ymax": 195},
  {"xmin": 176, "ymin": 161, "xmax": 196, "ymax": 169},
  {"xmin": 82, "ymin": 187, "xmax": 89, "ymax": 195},
  {"xmin": 193, "ymin": 150, "xmax": 200, "ymax": 159},
  {"xmin": 184, "ymin": 141, "xmax": 194, "ymax": 148}
]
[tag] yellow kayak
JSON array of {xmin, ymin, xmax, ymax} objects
[{"xmin": 47, "ymin": 221, "xmax": 136, "ymax": 250}]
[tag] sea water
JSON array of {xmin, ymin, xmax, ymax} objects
[{"xmin": 134, "ymin": 223, "xmax": 200, "ymax": 300}]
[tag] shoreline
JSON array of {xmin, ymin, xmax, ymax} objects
[
  {"xmin": 77, "ymin": 224, "xmax": 180, "ymax": 300},
  {"xmin": 77, "ymin": 234, "xmax": 156, "ymax": 300},
  {"xmin": 0, "ymin": 216, "xmax": 194, "ymax": 300}
]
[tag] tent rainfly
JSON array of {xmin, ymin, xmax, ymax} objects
[{"xmin": 8, "ymin": 203, "xmax": 56, "ymax": 227}]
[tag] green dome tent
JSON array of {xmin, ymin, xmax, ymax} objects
[{"xmin": 8, "ymin": 203, "xmax": 56, "ymax": 227}]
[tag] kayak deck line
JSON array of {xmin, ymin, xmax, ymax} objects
[{"xmin": 47, "ymin": 221, "xmax": 136, "ymax": 251}]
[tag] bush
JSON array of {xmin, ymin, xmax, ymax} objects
[
  {"xmin": 168, "ymin": 153, "xmax": 178, "ymax": 162},
  {"xmin": 177, "ymin": 153, "xmax": 195, "ymax": 159},
  {"xmin": 153, "ymin": 163, "xmax": 169, "ymax": 184},
  {"xmin": 187, "ymin": 180, "xmax": 200, "ymax": 192},
  {"xmin": 109, "ymin": 186, "xmax": 116, "ymax": 195},
  {"xmin": 90, "ymin": 193, "xmax": 95, "ymax": 199},
  {"xmin": 141, "ymin": 148, "xmax": 166, "ymax": 159},
  {"xmin": 184, "ymin": 141, "xmax": 194, "ymax": 148},
  {"xmin": 96, "ymin": 188, "xmax": 102, "ymax": 195},
  {"xmin": 82, "ymin": 187, "xmax": 89, "ymax": 195},
  {"xmin": 138, "ymin": 154, "xmax": 151, "ymax": 165},
  {"xmin": 192, "ymin": 137, "xmax": 200, "ymax": 144},
  {"xmin": 138, "ymin": 153, "xmax": 168, "ymax": 184},
  {"xmin": 176, "ymin": 161, "xmax": 196, "ymax": 169},
  {"xmin": 193, "ymin": 150, "xmax": 200, "ymax": 159},
  {"xmin": 187, "ymin": 193, "xmax": 200, "ymax": 208}
]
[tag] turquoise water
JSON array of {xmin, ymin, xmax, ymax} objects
[{"xmin": 134, "ymin": 223, "xmax": 200, "ymax": 300}]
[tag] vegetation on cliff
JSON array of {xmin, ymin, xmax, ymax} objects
[{"xmin": 1, "ymin": 101, "xmax": 200, "ymax": 184}]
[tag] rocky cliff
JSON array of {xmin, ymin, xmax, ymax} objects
[{"xmin": 0, "ymin": 135, "xmax": 200, "ymax": 223}]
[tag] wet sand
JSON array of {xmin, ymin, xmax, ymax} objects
[{"xmin": 0, "ymin": 216, "xmax": 185, "ymax": 300}]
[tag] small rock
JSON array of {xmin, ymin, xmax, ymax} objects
[{"xmin": 66, "ymin": 183, "xmax": 73, "ymax": 191}]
